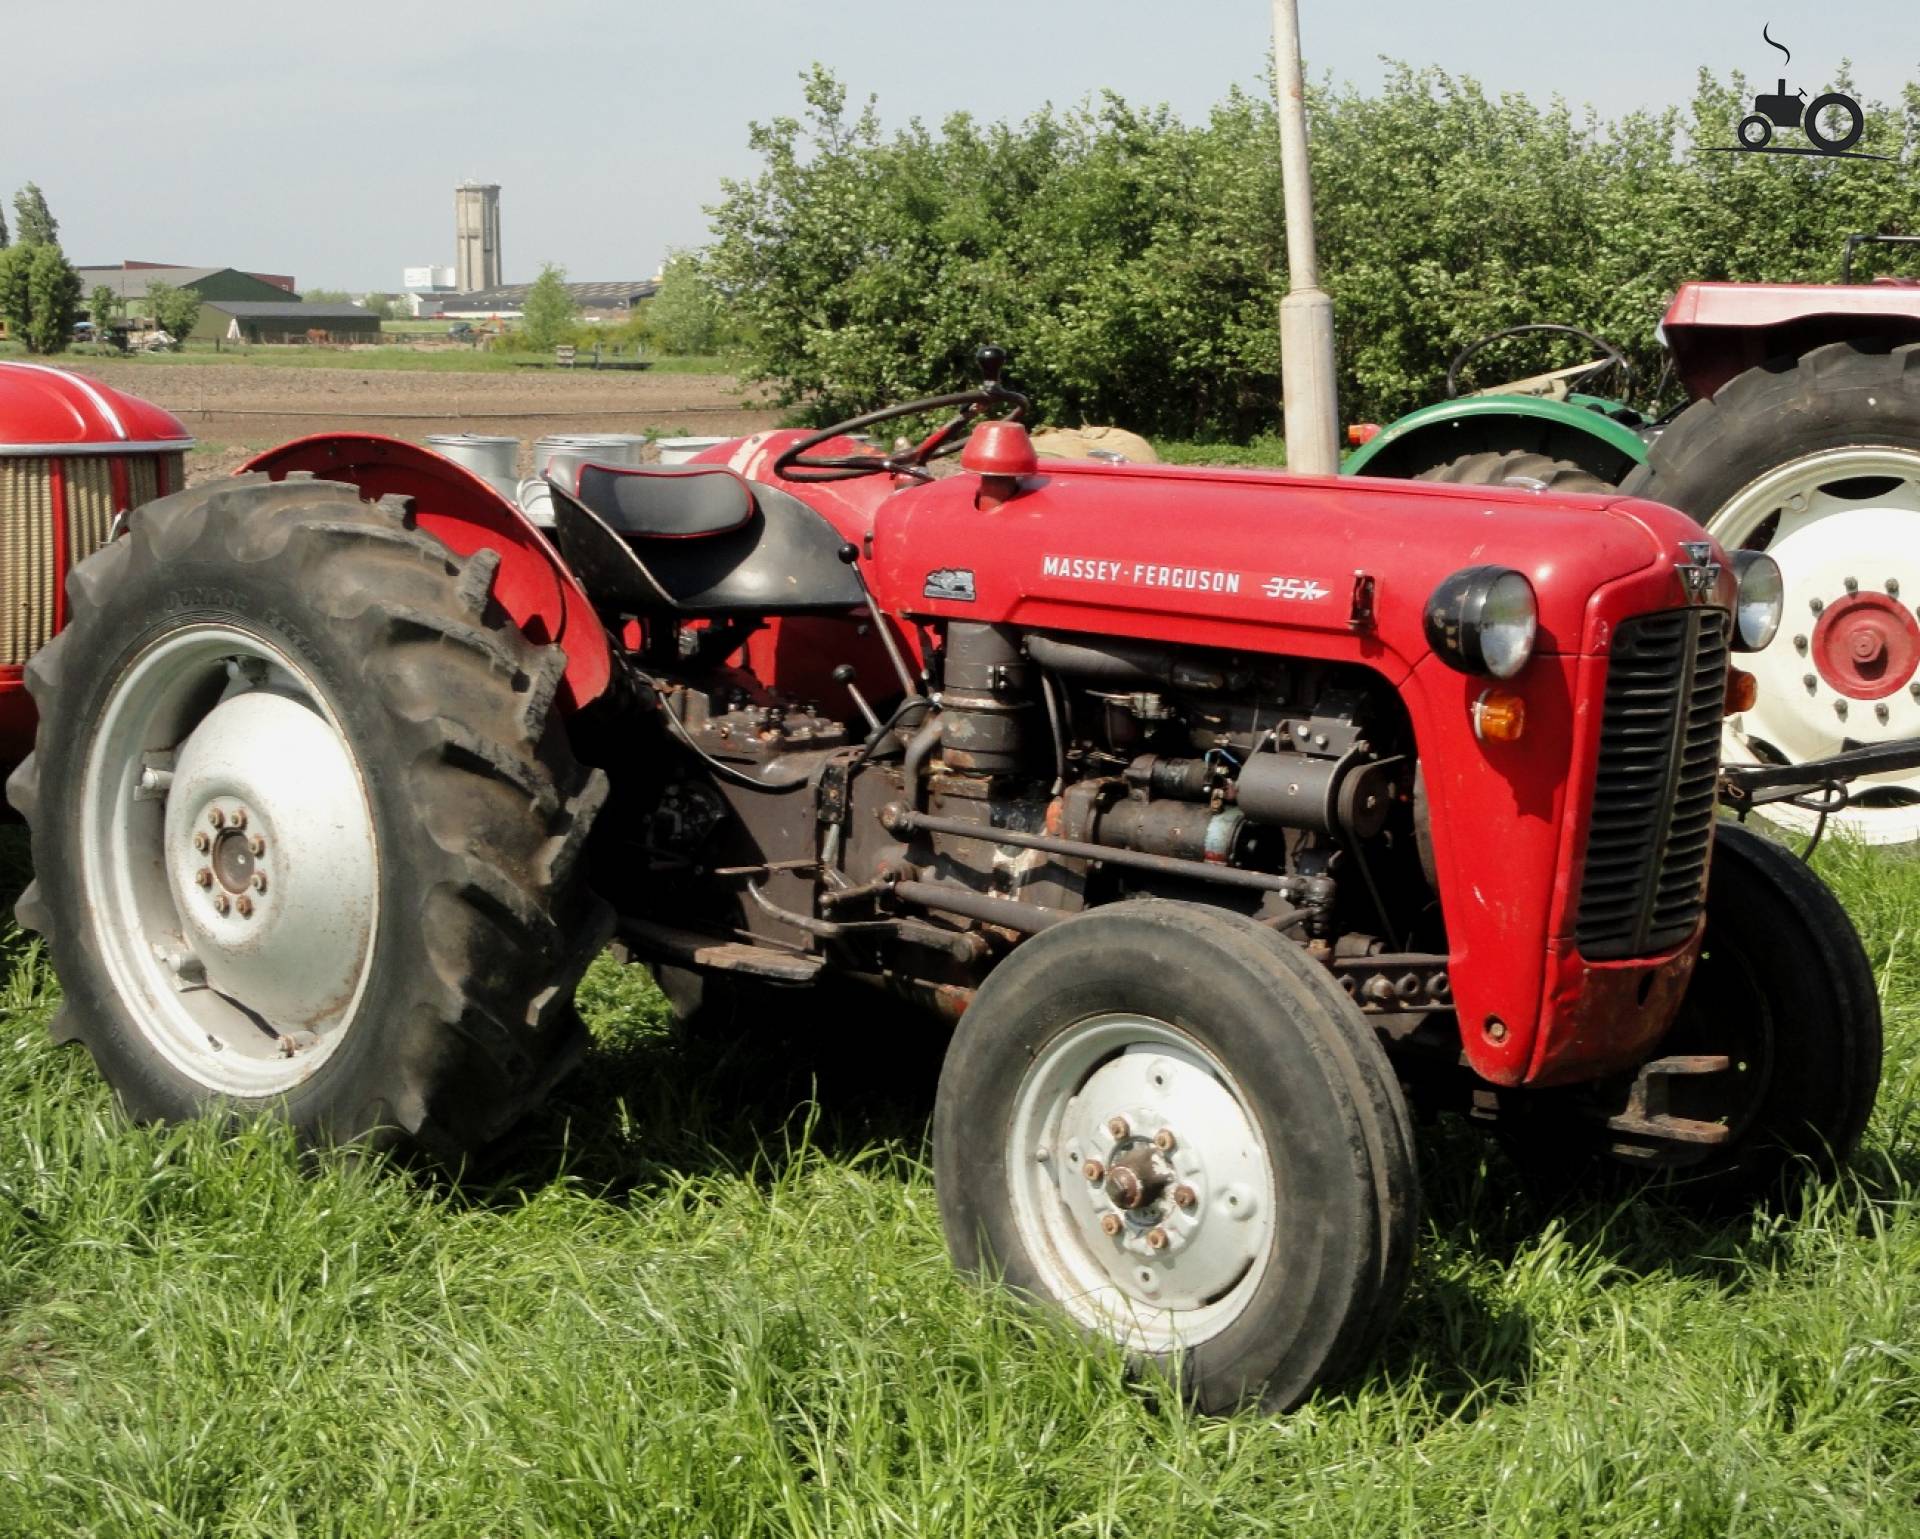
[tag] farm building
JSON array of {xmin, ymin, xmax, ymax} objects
[
  {"xmin": 430, "ymin": 279, "xmax": 658, "ymax": 322},
  {"xmin": 74, "ymin": 263, "xmax": 297, "ymax": 311},
  {"xmin": 203, "ymin": 301, "xmax": 381, "ymax": 344}
]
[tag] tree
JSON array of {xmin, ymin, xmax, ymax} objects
[
  {"xmin": 643, "ymin": 253, "xmax": 728, "ymax": 355},
  {"xmin": 0, "ymin": 199, "xmax": 9, "ymax": 249},
  {"xmin": 21, "ymin": 244, "xmax": 80, "ymax": 353},
  {"xmin": 88, "ymin": 283, "xmax": 119, "ymax": 344},
  {"xmin": 12, "ymin": 183, "xmax": 58, "ymax": 248},
  {"xmin": 301, "ymin": 287, "xmax": 352, "ymax": 304},
  {"xmin": 144, "ymin": 279, "xmax": 202, "ymax": 343},
  {"xmin": 0, "ymin": 247, "xmax": 30, "ymax": 339},
  {"xmin": 521, "ymin": 263, "xmax": 575, "ymax": 350}
]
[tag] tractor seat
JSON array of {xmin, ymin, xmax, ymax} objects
[
  {"xmin": 545, "ymin": 462, "xmax": 864, "ymax": 617},
  {"xmin": 571, "ymin": 463, "xmax": 756, "ymax": 538}
]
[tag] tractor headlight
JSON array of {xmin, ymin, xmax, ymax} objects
[
  {"xmin": 1424, "ymin": 565, "xmax": 1538, "ymax": 679},
  {"xmin": 1730, "ymin": 550, "xmax": 1783, "ymax": 652}
]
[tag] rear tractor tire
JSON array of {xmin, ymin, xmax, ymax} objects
[
  {"xmin": 6, "ymin": 475, "xmax": 612, "ymax": 1159},
  {"xmin": 934, "ymin": 900, "xmax": 1417, "ymax": 1413},
  {"xmin": 1414, "ymin": 449, "xmax": 1614, "ymax": 495},
  {"xmin": 1625, "ymin": 340, "xmax": 1920, "ymax": 843}
]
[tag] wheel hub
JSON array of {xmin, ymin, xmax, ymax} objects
[
  {"xmin": 162, "ymin": 689, "xmax": 376, "ymax": 1032},
  {"xmin": 83, "ymin": 625, "xmax": 381, "ymax": 1098},
  {"xmin": 1810, "ymin": 590, "xmax": 1920, "ymax": 699},
  {"xmin": 1008, "ymin": 1017, "xmax": 1275, "ymax": 1350}
]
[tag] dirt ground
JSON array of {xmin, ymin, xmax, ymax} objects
[{"xmin": 68, "ymin": 362, "xmax": 784, "ymax": 484}]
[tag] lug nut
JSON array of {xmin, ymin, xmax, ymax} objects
[
  {"xmin": 251, "ymin": 873, "xmax": 267, "ymax": 892},
  {"xmin": 194, "ymin": 868, "xmax": 213, "ymax": 888},
  {"xmin": 1837, "ymin": 699, "xmax": 1850, "ymax": 720},
  {"xmin": 1804, "ymin": 673, "xmax": 1818, "ymax": 693},
  {"xmin": 1152, "ymin": 1127, "xmax": 1177, "ymax": 1153},
  {"xmin": 192, "ymin": 831, "xmax": 210, "ymax": 853},
  {"xmin": 210, "ymin": 892, "xmax": 229, "ymax": 915},
  {"xmin": 248, "ymin": 836, "xmax": 266, "ymax": 857},
  {"xmin": 1793, "ymin": 634, "xmax": 1808, "ymax": 654},
  {"xmin": 1099, "ymin": 1213, "xmax": 1124, "ymax": 1237},
  {"xmin": 229, "ymin": 808, "xmax": 247, "ymax": 830},
  {"xmin": 207, "ymin": 808, "xmax": 225, "ymax": 829},
  {"xmin": 1811, "ymin": 597, "xmax": 1825, "ymax": 614},
  {"xmin": 1173, "ymin": 1184, "xmax": 1198, "ymax": 1210},
  {"xmin": 1890, "ymin": 578, "xmax": 1902, "ymax": 597},
  {"xmin": 1106, "ymin": 1116, "xmax": 1130, "ymax": 1139},
  {"xmin": 1878, "ymin": 703, "xmax": 1891, "ymax": 725},
  {"xmin": 235, "ymin": 895, "xmax": 253, "ymax": 918},
  {"xmin": 1845, "ymin": 576, "xmax": 1859, "ymax": 593},
  {"xmin": 1145, "ymin": 1227, "xmax": 1169, "ymax": 1251},
  {"xmin": 1082, "ymin": 1158, "xmax": 1105, "ymax": 1182}
]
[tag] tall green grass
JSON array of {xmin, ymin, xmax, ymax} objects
[{"xmin": 0, "ymin": 824, "xmax": 1914, "ymax": 1536}]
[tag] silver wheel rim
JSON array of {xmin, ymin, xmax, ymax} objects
[
  {"xmin": 80, "ymin": 624, "xmax": 380, "ymax": 1097},
  {"xmin": 1708, "ymin": 445, "xmax": 1920, "ymax": 843},
  {"xmin": 1008, "ymin": 1014, "xmax": 1276, "ymax": 1353}
]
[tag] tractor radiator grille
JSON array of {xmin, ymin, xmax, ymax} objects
[
  {"xmin": 0, "ymin": 452, "xmax": 184, "ymax": 669},
  {"xmin": 64, "ymin": 456, "xmax": 117, "ymax": 574},
  {"xmin": 1575, "ymin": 608, "xmax": 1729, "ymax": 961},
  {"xmin": 0, "ymin": 459, "xmax": 57, "ymax": 668}
]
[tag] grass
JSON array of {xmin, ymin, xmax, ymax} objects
[
  {"xmin": 1153, "ymin": 433, "xmax": 1289, "ymax": 468},
  {"xmin": 0, "ymin": 825, "xmax": 1917, "ymax": 1535}
]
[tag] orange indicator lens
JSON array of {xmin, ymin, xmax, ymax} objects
[
  {"xmin": 1725, "ymin": 667, "xmax": 1758, "ymax": 715},
  {"xmin": 1472, "ymin": 688, "xmax": 1527, "ymax": 742}
]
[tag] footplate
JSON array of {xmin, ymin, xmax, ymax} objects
[{"xmin": 1604, "ymin": 1053, "xmax": 1732, "ymax": 1159}]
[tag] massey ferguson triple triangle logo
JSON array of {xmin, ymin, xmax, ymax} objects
[{"xmin": 1676, "ymin": 541, "xmax": 1721, "ymax": 604}]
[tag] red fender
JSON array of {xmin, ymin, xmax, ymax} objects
[{"xmin": 240, "ymin": 434, "xmax": 612, "ymax": 710}]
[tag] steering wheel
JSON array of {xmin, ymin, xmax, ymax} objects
[
  {"xmin": 773, "ymin": 346, "xmax": 1031, "ymax": 483},
  {"xmin": 1445, "ymin": 323, "xmax": 1634, "ymax": 401}
]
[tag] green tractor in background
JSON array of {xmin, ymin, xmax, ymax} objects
[{"xmin": 1346, "ymin": 234, "xmax": 1920, "ymax": 844}]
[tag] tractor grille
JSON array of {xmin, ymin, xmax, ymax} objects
[
  {"xmin": 1, "ymin": 459, "xmax": 58, "ymax": 668},
  {"xmin": 0, "ymin": 451, "xmax": 184, "ymax": 668},
  {"xmin": 1574, "ymin": 608, "xmax": 1729, "ymax": 961}
]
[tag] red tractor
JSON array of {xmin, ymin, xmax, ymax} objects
[
  {"xmin": 0, "ymin": 362, "xmax": 192, "ymax": 769},
  {"xmin": 5, "ymin": 350, "xmax": 1899, "ymax": 1412}
]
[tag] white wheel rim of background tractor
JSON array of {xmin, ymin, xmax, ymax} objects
[
  {"xmin": 1709, "ymin": 446, "xmax": 1920, "ymax": 843},
  {"xmin": 1007, "ymin": 1014, "xmax": 1277, "ymax": 1353},
  {"xmin": 80, "ymin": 624, "xmax": 380, "ymax": 1097}
]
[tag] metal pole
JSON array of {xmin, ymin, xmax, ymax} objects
[{"xmin": 1271, "ymin": 0, "xmax": 1340, "ymax": 475}]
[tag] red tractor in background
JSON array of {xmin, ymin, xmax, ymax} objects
[
  {"xmin": 5, "ymin": 345, "xmax": 1904, "ymax": 1411},
  {"xmin": 0, "ymin": 362, "xmax": 192, "ymax": 770},
  {"xmin": 1348, "ymin": 236, "xmax": 1920, "ymax": 844}
]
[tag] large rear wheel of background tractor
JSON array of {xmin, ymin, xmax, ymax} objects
[
  {"xmin": 1625, "ymin": 340, "xmax": 1920, "ymax": 843},
  {"xmin": 934, "ymin": 901, "xmax": 1418, "ymax": 1413},
  {"xmin": 1504, "ymin": 822, "xmax": 1881, "ymax": 1205},
  {"xmin": 1413, "ymin": 449, "xmax": 1614, "ymax": 495},
  {"xmin": 6, "ymin": 475, "xmax": 611, "ymax": 1159}
]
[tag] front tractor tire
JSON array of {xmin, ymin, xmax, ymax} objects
[
  {"xmin": 1625, "ymin": 340, "xmax": 1920, "ymax": 843},
  {"xmin": 1509, "ymin": 822, "xmax": 1882, "ymax": 1202},
  {"xmin": 7, "ymin": 475, "xmax": 611, "ymax": 1159},
  {"xmin": 934, "ymin": 901, "xmax": 1417, "ymax": 1413}
]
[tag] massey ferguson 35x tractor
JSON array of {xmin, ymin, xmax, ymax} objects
[
  {"xmin": 7, "ymin": 349, "xmax": 1900, "ymax": 1412},
  {"xmin": 1347, "ymin": 239, "xmax": 1920, "ymax": 844}
]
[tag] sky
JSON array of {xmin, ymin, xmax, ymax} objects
[{"xmin": 5, "ymin": 0, "xmax": 1917, "ymax": 292}]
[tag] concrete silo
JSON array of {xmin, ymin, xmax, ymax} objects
[{"xmin": 454, "ymin": 182, "xmax": 502, "ymax": 293}]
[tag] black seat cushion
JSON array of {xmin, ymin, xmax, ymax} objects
[{"xmin": 566, "ymin": 463, "xmax": 755, "ymax": 539}]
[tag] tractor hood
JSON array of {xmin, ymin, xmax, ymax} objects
[{"xmin": 868, "ymin": 461, "xmax": 1720, "ymax": 678}]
